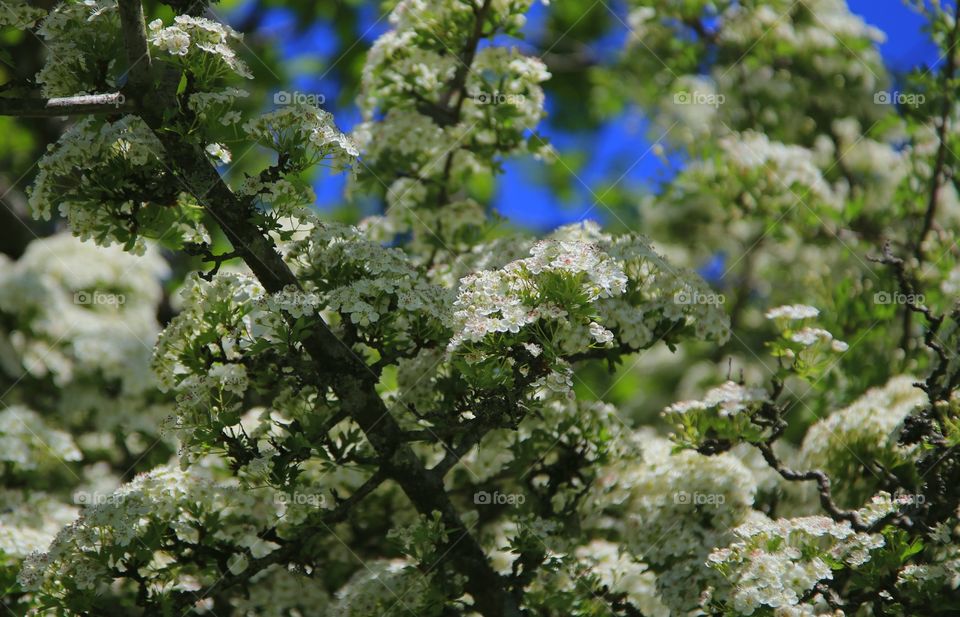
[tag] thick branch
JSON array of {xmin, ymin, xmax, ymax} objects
[
  {"xmin": 117, "ymin": 0, "xmax": 153, "ymax": 93},
  {"xmin": 157, "ymin": 134, "xmax": 521, "ymax": 617},
  {"xmin": 0, "ymin": 94, "xmax": 133, "ymax": 117}
]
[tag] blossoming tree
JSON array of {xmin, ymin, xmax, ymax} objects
[{"xmin": 1, "ymin": 0, "xmax": 960, "ymax": 615}]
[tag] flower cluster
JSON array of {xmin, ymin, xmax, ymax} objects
[
  {"xmin": 450, "ymin": 240, "xmax": 627, "ymax": 347},
  {"xmin": 662, "ymin": 304, "xmax": 851, "ymax": 453},
  {"xmin": 448, "ymin": 239, "xmax": 625, "ymax": 390},
  {"xmin": 147, "ymin": 15, "xmax": 252, "ymax": 81},
  {"xmin": 0, "ymin": 233, "xmax": 167, "ymax": 391},
  {"xmin": 243, "ymin": 105, "xmax": 358, "ymax": 175},
  {"xmin": 354, "ymin": 0, "xmax": 550, "ymax": 251},
  {"xmin": 397, "ymin": 197, "xmax": 490, "ymax": 254},
  {"xmin": 0, "ymin": 1, "xmax": 46, "ymax": 28},
  {"xmin": 598, "ymin": 232, "xmax": 731, "ymax": 348},
  {"xmin": 230, "ymin": 565, "xmax": 332, "ymax": 617},
  {"xmin": 622, "ymin": 0, "xmax": 886, "ymax": 144},
  {"xmin": 390, "ymin": 0, "xmax": 536, "ymax": 40},
  {"xmin": 571, "ymin": 541, "xmax": 669, "ymax": 617},
  {"xmin": 505, "ymin": 536, "xmax": 670, "ymax": 617},
  {"xmin": 664, "ymin": 381, "xmax": 770, "ymax": 450},
  {"xmin": 0, "ymin": 406, "xmax": 81, "ymax": 472},
  {"xmin": 766, "ymin": 304, "xmax": 822, "ymax": 321},
  {"xmin": 450, "ymin": 395, "xmax": 635, "ymax": 521},
  {"xmin": 0, "ymin": 490, "xmax": 77, "ymax": 568},
  {"xmin": 765, "ymin": 303, "xmax": 848, "ymax": 380},
  {"xmin": 360, "ymin": 30, "xmax": 459, "ymax": 111},
  {"xmin": 237, "ymin": 177, "xmax": 318, "ymax": 223},
  {"xmin": 725, "ymin": 131, "xmax": 838, "ymax": 205},
  {"xmin": 705, "ymin": 514, "xmax": 885, "ymax": 615},
  {"xmin": 153, "ymin": 268, "xmax": 370, "ymax": 482},
  {"xmin": 462, "ymin": 46, "xmax": 551, "ymax": 149},
  {"xmin": 394, "ymin": 347, "xmax": 448, "ymax": 417},
  {"xmin": 0, "ymin": 233, "xmax": 172, "ymax": 447},
  {"xmin": 29, "ymin": 117, "xmax": 209, "ymax": 254},
  {"xmin": 800, "ymin": 375, "xmax": 927, "ymax": 507},
  {"xmin": 717, "ymin": 0, "xmax": 886, "ymax": 123},
  {"xmin": 153, "ymin": 272, "xmax": 289, "ymax": 462},
  {"xmin": 18, "ymin": 465, "xmax": 285, "ymax": 609},
  {"xmin": 895, "ymin": 558, "xmax": 960, "ymax": 610},
  {"xmin": 588, "ymin": 432, "xmax": 758, "ymax": 613},
  {"xmin": 34, "ymin": 0, "xmax": 124, "ymax": 97},
  {"xmin": 827, "ymin": 117, "xmax": 910, "ymax": 218},
  {"xmin": 187, "ymin": 87, "xmax": 249, "ymax": 126},
  {"xmin": 332, "ymin": 559, "xmax": 443, "ymax": 617},
  {"xmin": 153, "ymin": 272, "xmax": 266, "ymax": 394},
  {"xmin": 447, "ymin": 224, "xmax": 731, "ymax": 394},
  {"xmin": 288, "ymin": 222, "xmax": 452, "ymax": 356},
  {"xmin": 672, "ymin": 131, "xmax": 839, "ymax": 224},
  {"xmin": 351, "ymin": 110, "xmax": 491, "ymax": 219}
]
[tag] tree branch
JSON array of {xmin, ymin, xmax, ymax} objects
[
  {"xmin": 869, "ymin": 243, "xmax": 949, "ymax": 401},
  {"xmin": 117, "ymin": 0, "xmax": 153, "ymax": 94},
  {"xmin": 431, "ymin": 422, "xmax": 491, "ymax": 478},
  {"xmin": 756, "ymin": 441, "xmax": 889, "ymax": 532},
  {"xmin": 0, "ymin": 94, "xmax": 133, "ymax": 117},
  {"xmin": 156, "ymin": 134, "xmax": 522, "ymax": 617},
  {"xmin": 435, "ymin": 0, "xmax": 493, "ymax": 210}
]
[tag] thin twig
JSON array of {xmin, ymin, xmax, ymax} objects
[{"xmin": 756, "ymin": 442, "xmax": 873, "ymax": 531}]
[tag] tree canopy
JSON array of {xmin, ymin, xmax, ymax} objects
[{"xmin": 1, "ymin": 0, "xmax": 960, "ymax": 615}]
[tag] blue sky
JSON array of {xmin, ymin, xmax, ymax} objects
[{"xmin": 236, "ymin": 1, "xmax": 944, "ymax": 230}]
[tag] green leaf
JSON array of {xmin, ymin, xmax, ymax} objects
[{"xmin": 176, "ymin": 72, "xmax": 189, "ymax": 96}]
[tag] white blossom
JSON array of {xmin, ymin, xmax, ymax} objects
[
  {"xmin": 666, "ymin": 380, "xmax": 767, "ymax": 417},
  {"xmin": 204, "ymin": 142, "xmax": 232, "ymax": 164},
  {"xmin": 147, "ymin": 14, "xmax": 252, "ymax": 78},
  {"xmin": 766, "ymin": 304, "xmax": 821, "ymax": 321}
]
